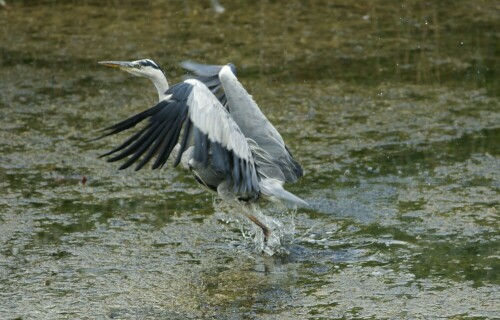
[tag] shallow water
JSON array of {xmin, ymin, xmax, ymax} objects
[{"xmin": 0, "ymin": 1, "xmax": 499, "ymax": 319}]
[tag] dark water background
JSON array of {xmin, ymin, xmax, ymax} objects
[{"xmin": 0, "ymin": 1, "xmax": 498, "ymax": 319}]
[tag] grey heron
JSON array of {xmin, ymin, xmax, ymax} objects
[{"xmin": 96, "ymin": 59, "xmax": 306, "ymax": 245}]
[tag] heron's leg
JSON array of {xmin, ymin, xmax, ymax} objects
[
  {"xmin": 216, "ymin": 182, "xmax": 270, "ymax": 242},
  {"xmin": 246, "ymin": 214, "xmax": 270, "ymax": 243}
]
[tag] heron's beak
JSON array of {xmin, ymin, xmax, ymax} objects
[{"xmin": 98, "ymin": 61, "xmax": 134, "ymax": 70}]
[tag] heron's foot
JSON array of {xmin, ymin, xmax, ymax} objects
[{"xmin": 246, "ymin": 214, "xmax": 271, "ymax": 244}]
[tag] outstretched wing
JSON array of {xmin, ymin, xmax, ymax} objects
[
  {"xmin": 180, "ymin": 60, "xmax": 236, "ymax": 106},
  {"xmin": 218, "ymin": 66, "xmax": 304, "ymax": 183},
  {"xmin": 182, "ymin": 62, "xmax": 303, "ymax": 183},
  {"xmin": 96, "ymin": 79, "xmax": 259, "ymax": 198}
]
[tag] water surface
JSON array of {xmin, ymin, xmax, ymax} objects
[{"xmin": 0, "ymin": 1, "xmax": 499, "ymax": 319}]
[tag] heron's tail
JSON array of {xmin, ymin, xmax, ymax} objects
[{"xmin": 259, "ymin": 178, "xmax": 308, "ymax": 208}]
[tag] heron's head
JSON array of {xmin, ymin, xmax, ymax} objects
[
  {"xmin": 99, "ymin": 59, "xmax": 165, "ymax": 80},
  {"xmin": 99, "ymin": 59, "xmax": 170, "ymax": 100}
]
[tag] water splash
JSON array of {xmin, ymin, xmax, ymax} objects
[{"xmin": 213, "ymin": 200, "xmax": 297, "ymax": 255}]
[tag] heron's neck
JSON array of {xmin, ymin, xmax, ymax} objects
[{"xmin": 149, "ymin": 73, "xmax": 169, "ymax": 101}]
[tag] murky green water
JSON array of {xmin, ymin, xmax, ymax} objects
[{"xmin": 1, "ymin": 1, "xmax": 499, "ymax": 319}]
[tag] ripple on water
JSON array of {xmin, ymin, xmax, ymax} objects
[{"xmin": 0, "ymin": 1, "xmax": 499, "ymax": 319}]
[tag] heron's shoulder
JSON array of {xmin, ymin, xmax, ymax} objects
[
  {"xmin": 184, "ymin": 78, "xmax": 207, "ymax": 88},
  {"xmin": 218, "ymin": 65, "xmax": 238, "ymax": 82},
  {"xmin": 165, "ymin": 81, "xmax": 196, "ymax": 100}
]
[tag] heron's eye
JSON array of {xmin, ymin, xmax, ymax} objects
[{"xmin": 133, "ymin": 63, "xmax": 142, "ymax": 69}]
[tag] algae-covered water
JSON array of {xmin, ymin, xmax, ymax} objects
[{"xmin": 0, "ymin": 1, "xmax": 499, "ymax": 319}]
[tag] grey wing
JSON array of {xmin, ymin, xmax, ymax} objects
[
  {"xmin": 96, "ymin": 79, "xmax": 259, "ymax": 199},
  {"xmin": 218, "ymin": 66, "xmax": 304, "ymax": 183},
  {"xmin": 180, "ymin": 60, "xmax": 236, "ymax": 106}
]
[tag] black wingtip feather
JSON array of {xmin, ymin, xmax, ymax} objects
[
  {"xmin": 97, "ymin": 84, "xmax": 193, "ymax": 172},
  {"xmin": 98, "ymin": 123, "xmax": 153, "ymax": 159},
  {"xmin": 173, "ymin": 117, "xmax": 192, "ymax": 167}
]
